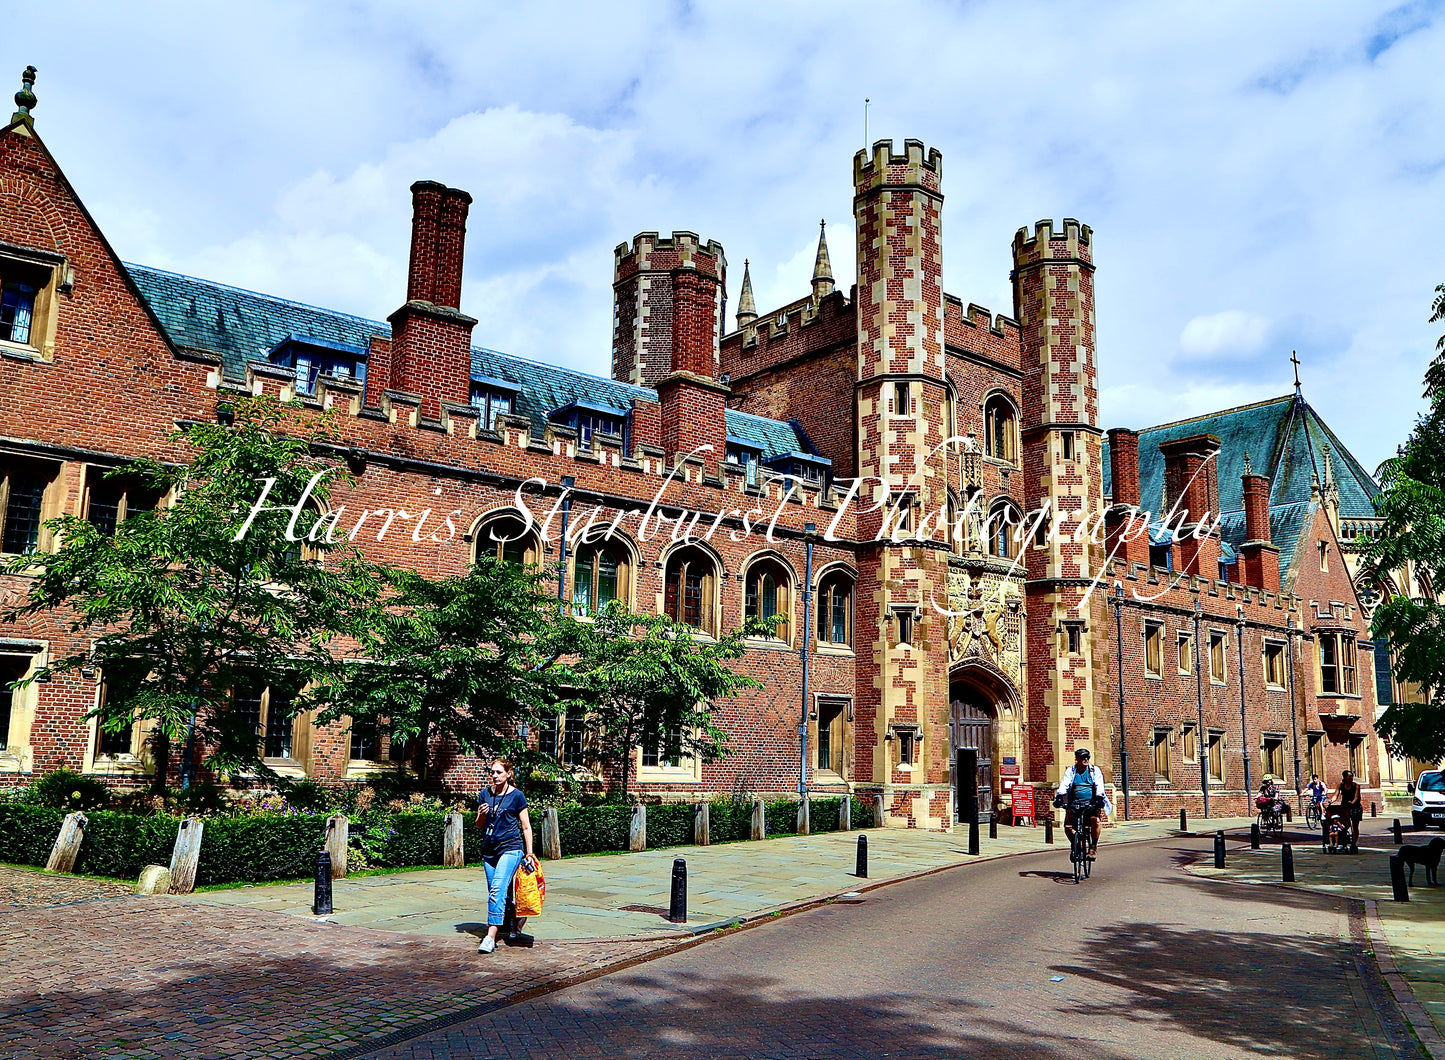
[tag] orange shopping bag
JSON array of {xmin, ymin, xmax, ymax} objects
[{"xmin": 514, "ymin": 861, "xmax": 545, "ymax": 917}]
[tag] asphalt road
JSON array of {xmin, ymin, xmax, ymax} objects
[{"xmin": 367, "ymin": 831, "xmax": 1423, "ymax": 1060}]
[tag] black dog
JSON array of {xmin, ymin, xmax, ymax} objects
[{"xmin": 1400, "ymin": 837, "xmax": 1445, "ymax": 886}]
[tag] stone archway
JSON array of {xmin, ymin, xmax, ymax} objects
[{"xmin": 949, "ymin": 664, "xmax": 1023, "ymax": 822}]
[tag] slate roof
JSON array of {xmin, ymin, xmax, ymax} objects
[
  {"xmin": 124, "ymin": 263, "xmax": 813, "ymax": 460},
  {"xmin": 1102, "ymin": 392, "xmax": 1380, "ymax": 571}
]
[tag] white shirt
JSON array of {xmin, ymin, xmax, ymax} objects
[{"xmin": 1056, "ymin": 763, "xmax": 1114, "ymax": 817}]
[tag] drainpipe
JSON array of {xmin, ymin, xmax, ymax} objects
[
  {"xmin": 1113, "ymin": 581, "xmax": 1130, "ymax": 820},
  {"xmin": 799, "ymin": 522, "xmax": 815, "ymax": 797},
  {"xmin": 1237, "ymin": 603, "xmax": 1252, "ymax": 804},
  {"xmin": 1194, "ymin": 596, "xmax": 1210, "ymax": 818},
  {"xmin": 556, "ymin": 476, "xmax": 575, "ymax": 602},
  {"xmin": 1287, "ymin": 617, "xmax": 1303, "ymax": 802}
]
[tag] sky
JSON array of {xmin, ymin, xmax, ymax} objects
[{"xmin": 9, "ymin": 0, "xmax": 1445, "ymax": 471}]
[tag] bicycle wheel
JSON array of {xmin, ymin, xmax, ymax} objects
[
  {"xmin": 1071, "ymin": 833, "xmax": 1084, "ymax": 883},
  {"xmin": 1305, "ymin": 803, "xmax": 1320, "ymax": 830}
]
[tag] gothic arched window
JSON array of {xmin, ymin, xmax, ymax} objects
[
  {"xmin": 573, "ymin": 540, "xmax": 628, "ymax": 616},
  {"xmin": 984, "ymin": 395, "xmax": 1018, "ymax": 464},
  {"xmin": 745, "ymin": 557, "xmax": 793, "ymax": 643},
  {"xmin": 664, "ymin": 546, "xmax": 718, "ymax": 634},
  {"xmin": 473, "ymin": 512, "xmax": 539, "ymax": 566},
  {"xmin": 816, "ymin": 570, "xmax": 854, "ymax": 647}
]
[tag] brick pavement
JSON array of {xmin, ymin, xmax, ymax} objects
[
  {"xmin": 1190, "ymin": 817, "xmax": 1445, "ymax": 1058},
  {"xmin": 0, "ymin": 873, "xmax": 670, "ymax": 1060},
  {"xmin": 0, "ymin": 862, "xmax": 131, "ymax": 909}
]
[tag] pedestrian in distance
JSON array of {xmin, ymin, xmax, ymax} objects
[
  {"xmin": 1329, "ymin": 769, "xmax": 1364, "ymax": 852},
  {"xmin": 475, "ymin": 758, "xmax": 536, "ymax": 953}
]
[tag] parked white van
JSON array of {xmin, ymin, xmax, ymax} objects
[{"xmin": 1412, "ymin": 769, "xmax": 1445, "ymax": 830}]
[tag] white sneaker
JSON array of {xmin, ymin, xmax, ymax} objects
[{"xmin": 478, "ymin": 936, "xmax": 496, "ymax": 954}]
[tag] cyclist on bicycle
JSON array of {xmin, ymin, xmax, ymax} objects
[
  {"xmin": 1305, "ymin": 773, "xmax": 1327, "ymax": 815},
  {"xmin": 1054, "ymin": 748, "xmax": 1111, "ymax": 855},
  {"xmin": 1256, "ymin": 775, "xmax": 1287, "ymax": 819}
]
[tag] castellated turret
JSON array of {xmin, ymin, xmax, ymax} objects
[{"xmin": 611, "ymin": 231, "xmax": 727, "ymax": 389}]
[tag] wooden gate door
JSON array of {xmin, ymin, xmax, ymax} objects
[{"xmin": 951, "ymin": 691, "xmax": 995, "ymax": 818}]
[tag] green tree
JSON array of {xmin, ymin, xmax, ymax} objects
[
  {"xmin": 307, "ymin": 558, "xmax": 578, "ymax": 786},
  {"xmin": 569, "ymin": 607, "xmax": 762, "ymax": 799},
  {"xmin": 1362, "ymin": 283, "xmax": 1445, "ymax": 760},
  {"xmin": 1, "ymin": 397, "xmax": 378, "ymax": 787}
]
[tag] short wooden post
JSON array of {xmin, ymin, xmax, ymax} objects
[
  {"xmin": 872, "ymin": 794, "xmax": 885, "ymax": 828},
  {"xmin": 46, "ymin": 812, "xmax": 87, "ymax": 873},
  {"xmin": 629, "ymin": 803, "xmax": 647, "ymax": 852},
  {"xmin": 326, "ymin": 815, "xmax": 349, "ymax": 878},
  {"xmin": 840, "ymin": 794, "xmax": 852, "ymax": 831},
  {"xmin": 694, "ymin": 802, "xmax": 711, "ymax": 846},
  {"xmin": 168, "ymin": 817, "xmax": 204, "ymax": 895},
  {"xmin": 750, "ymin": 798, "xmax": 766, "ymax": 840},
  {"xmin": 443, "ymin": 812, "xmax": 465, "ymax": 868},
  {"xmin": 540, "ymin": 807, "xmax": 562, "ymax": 860},
  {"xmin": 797, "ymin": 798, "xmax": 811, "ymax": 836}
]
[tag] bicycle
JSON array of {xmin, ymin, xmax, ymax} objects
[
  {"xmin": 1257, "ymin": 800, "xmax": 1285, "ymax": 839},
  {"xmin": 1303, "ymin": 794, "xmax": 1325, "ymax": 831},
  {"xmin": 1067, "ymin": 801, "xmax": 1097, "ymax": 883}
]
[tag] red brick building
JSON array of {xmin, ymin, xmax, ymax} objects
[{"xmin": 0, "ymin": 69, "xmax": 1388, "ymax": 822}]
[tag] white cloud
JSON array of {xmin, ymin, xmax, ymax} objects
[
  {"xmin": 1178, "ymin": 310, "xmax": 1272, "ymax": 357},
  {"xmin": 12, "ymin": 0, "xmax": 1445, "ymax": 467}
]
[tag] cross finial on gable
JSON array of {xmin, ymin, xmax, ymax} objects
[{"xmin": 1290, "ymin": 350, "xmax": 1302, "ymax": 392}]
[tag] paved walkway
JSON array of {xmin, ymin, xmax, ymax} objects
[
  {"xmin": 1189, "ymin": 817, "xmax": 1445, "ymax": 1057},
  {"xmin": 181, "ymin": 815, "xmax": 1256, "ymax": 940}
]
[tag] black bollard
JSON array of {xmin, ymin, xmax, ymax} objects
[
  {"xmin": 669, "ymin": 857, "xmax": 687, "ymax": 923},
  {"xmin": 1390, "ymin": 853, "xmax": 1410, "ymax": 902},
  {"xmin": 1250, "ymin": 823, "xmax": 1261, "ymax": 849},
  {"xmin": 1282, "ymin": 842, "xmax": 1295, "ymax": 883},
  {"xmin": 855, "ymin": 833, "xmax": 868, "ymax": 878},
  {"xmin": 313, "ymin": 850, "xmax": 333, "ymax": 915},
  {"xmin": 1394, "ymin": 818, "xmax": 1403, "ymax": 844},
  {"xmin": 968, "ymin": 818, "xmax": 980, "ymax": 856},
  {"xmin": 1214, "ymin": 830, "xmax": 1226, "ymax": 869},
  {"xmin": 1372, "ymin": 802, "xmax": 1378, "ymax": 818},
  {"xmin": 1179, "ymin": 808, "xmax": 1188, "ymax": 833},
  {"xmin": 989, "ymin": 813, "xmax": 998, "ymax": 840},
  {"xmin": 1044, "ymin": 815, "xmax": 1054, "ymax": 844}
]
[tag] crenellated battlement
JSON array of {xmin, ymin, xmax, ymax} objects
[
  {"xmin": 852, "ymin": 138, "xmax": 943, "ymax": 193},
  {"xmin": 1011, "ymin": 218, "xmax": 1093, "ymax": 265},
  {"xmin": 613, "ymin": 230, "xmax": 726, "ymax": 279},
  {"xmin": 943, "ymin": 295, "xmax": 1020, "ymax": 340}
]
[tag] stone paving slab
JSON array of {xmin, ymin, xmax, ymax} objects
[
  {"xmin": 1188, "ymin": 817, "xmax": 1445, "ymax": 1056},
  {"xmin": 180, "ymin": 814, "xmax": 1254, "ymax": 941}
]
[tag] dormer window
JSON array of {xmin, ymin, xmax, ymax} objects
[
  {"xmin": 763, "ymin": 451, "xmax": 830, "ymax": 489},
  {"xmin": 549, "ymin": 402, "xmax": 626, "ymax": 451},
  {"xmin": 267, "ymin": 335, "xmax": 367, "ymax": 398},
  {"xmin": 725, "ymin": 439, "xmax": 763, "ymax": 486}
]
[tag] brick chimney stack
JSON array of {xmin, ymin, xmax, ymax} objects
[
  {"xmin": 613, "ymin": 232, "xmax": 728, "ymax": 473},
  {"xmin": 381, "ymin": 180, "xmax": 477, "ymax": 422},
  {"xmin": 1238, "ymin": 457, "xmax": 1279, "ymax": 590},
  {"xmin": 1105, "ymin": 427, "xmax": 1150, "ymax": 568},
  {"xmin": 1159, "ymin": 433, "xmax": 1222, "ymax": 578}
]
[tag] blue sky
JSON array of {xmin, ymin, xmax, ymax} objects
[{"xmin": 10, "ymin": 0, "xmax": 1445, "ymax": 470}]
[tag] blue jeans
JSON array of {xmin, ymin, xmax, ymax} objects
[{"xmin": 484, "ymin": 849, "xmax": 524, "ymax": 927}]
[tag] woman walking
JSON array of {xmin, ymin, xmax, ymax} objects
[{"xmin": 474, "ymin": 758, "xmax": 536, "ymax": 953}]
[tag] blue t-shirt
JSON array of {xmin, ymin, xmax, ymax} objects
[
  {"xmin": 478, "ymin": 786, "xmax": 528, "ymax": 854},
  {"xmin": 1069, "ymin": 766, "xmax": 1096, "ymax": 804}
]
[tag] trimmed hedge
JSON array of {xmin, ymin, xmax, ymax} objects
[
  {"xmin": 0, "ymin": 794, "xmax": 851, "ymax": 884},
  {"xmin": 556, "ymin": 803, "xmax": 631, "ymax": 855},
  {"xmin": 709, "ymin": 800, "xmax": 754, "ymax": 842},
  {"xmin": 764, "ymin": 798, "xmax": 797, "ymax": 837},
  {"xmin": 647, "ymin": 802, "xmax": 695, "ymax": 848},
  {"xmin": 810, "ymin": 796, "xmax": 842, "ymax": 833},
  {"xmin": 195, "ymin": 815, "xmax": 330, "ymax": 885},
  {"xmin": 0, "ymin": 804, "xmax": 66, "ymax": 867}
]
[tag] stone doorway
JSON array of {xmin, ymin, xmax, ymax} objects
[{"xmin": 950, "ymin": 685, "xmax": 997, "ymax": 820}]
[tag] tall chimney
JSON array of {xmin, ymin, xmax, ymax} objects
[
  {"xmin": 1105, "ymin": 427, "xmax": 1149, "ymax": 568},
  {"xmin": 1239, "ymin": 457, "xmax": 1279, "ymax": 590},
  {"xmin": 1159, "ymin": 433, "xmax": 1222, "ymax": 578},
  {"xmin": 387, "ymin": 180, "xmax": 477, "ymax": 422}
]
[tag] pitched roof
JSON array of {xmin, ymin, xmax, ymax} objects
[
  {"xmin": 1103, "ymin": 391, "xmax": 1380, "ymax": 571},
  {"xmin": 124, "ymin": 263, "xmax": 812, "ymax": 461}
]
